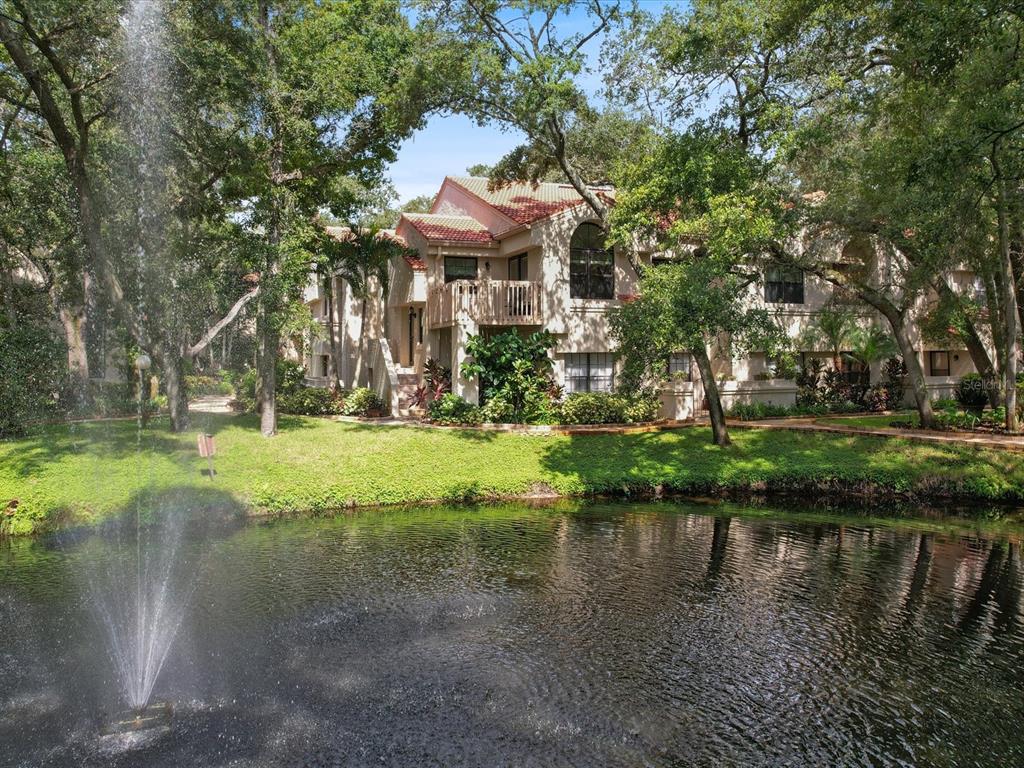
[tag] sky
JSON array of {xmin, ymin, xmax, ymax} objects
[{"xmin": 385, "ymin": 1, "xmax": 681, "ymax": 203}]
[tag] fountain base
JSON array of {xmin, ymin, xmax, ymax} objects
[{"xmin": 101, "ymin": 702, "xmax": 173, "ymax": 736}]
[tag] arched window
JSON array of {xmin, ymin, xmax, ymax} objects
[{"xmin": 569, "ymin": 222, "xmax": 614, "ymax": 299}]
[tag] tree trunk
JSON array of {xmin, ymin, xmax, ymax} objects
[
  {"xmin": 356, "ymin": 295, "xmax": 369, "ymax": 387},
  {"xmin": 258, "ymin": 311, "xmax": 278, "ymax": 437},
  {"xmin": 326, "ymin": 276, "xmax": 343, "ymax": 389},
  {"xmin": 693, "ymin": 342, "xmax": 730, "ymax": 447},
  {"xmin": 162, "ymin": 347, "xmax": 190, "ymax": 433},
  {"xmin": 888, "ymin": 314, "xmax": 934, "ymax": 429},
  {"xmin": 257, "ymin": 0, "xmax": 283, "ymax": 437},
  {"xmin": 57, "ymin": 302, "xmax": 90, "ymax": 382},
  {"xmin": 935, "ymin": 280, "xmax": 1000, "ymax": 407},
  {"xmin": 994, "ymin": 165, "xmax": 1019, "ymax": 432},
  {"xmin": 991, "ymin": 151, "xmax": 1015, "ymax": 434}
]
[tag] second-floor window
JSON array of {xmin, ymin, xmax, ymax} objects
[
  {"xmin": 565, "ymin": 353, "xmax": 614, "ymax": 393},
  {"xmin": 765, "ymin": 266, "xmax": 804, "ymax": 304},
  {"xmin": 570, "ymin": 222, "xmax": 614, "ymax": 299},
  {"xmin": 445, "ymin": 256, "xmax": 477, "ymax": 283},
  {"xmin": 509, "ymin": 253, "xmax": 528, "ymax": 281}
]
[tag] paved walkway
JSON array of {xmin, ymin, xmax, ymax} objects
[
  {"xmin": 731, "ymin": 416, "xmax": 1024, "ymax": 453},
  {"xmin": 189, "ymin": 395, "xmax": 235, "ymax": 414}
]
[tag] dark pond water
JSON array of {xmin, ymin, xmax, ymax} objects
[{"xmin": 1, "ymin": 500, "xmax": 1023, "ymax": 767}]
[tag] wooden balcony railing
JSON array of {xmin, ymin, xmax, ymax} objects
[{"xmin": 427, "ymin": 279, "xmax": 542, "ymax": 328}]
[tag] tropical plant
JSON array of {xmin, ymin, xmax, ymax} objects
[
  {"xmin": 557, "ymin": 392, "xmax": 660, "ymax": 425},
  {"xmin": 461, "ymin": 330, "xmax": 557, "ymax": 423},
  {"xmin": 955, "ymin": 374, "xmax": 990, "ymax": 410},
  {"xmin": 796, "ymin": 358, "xmax": 825, "ymax": 407},
  {"xmin": 413, "ymin": 357, "xmax": 451, "ymax": 408},
  {"xmin": 341, "ymin": 387, "xmax": 386, "ymax": 417},
  {"xmin": 278, "ymin": 387, "xmax": 345, "ymax": 416},
  {"xmin": 427, "ymin": 393, "xmax": 482, "ymax": 426}
]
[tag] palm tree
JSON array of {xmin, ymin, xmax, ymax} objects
[
  {"xmin": 316, "ymin": 224, "xmax": 407, "ymax": 388},
  {"xmin": 801, "ymin": 303, "xmax": 858, "ymax": 371},
  {"xmin": 846, "ymin": 325, "xmax": 898, "ymax": 384}
]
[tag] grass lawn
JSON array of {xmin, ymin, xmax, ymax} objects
[
  {"xmin": 815, "ymin": 412, "xmax": 920, "ymax": 429},
  {"xmin": 2, "ymin": 413, "xmax": 1024, "ymax": 535}
]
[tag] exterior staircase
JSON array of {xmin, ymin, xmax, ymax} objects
[{"xmin": 395, "ymin": 369, "xmax": 424, "ymax": 419}]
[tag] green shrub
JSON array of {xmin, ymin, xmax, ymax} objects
[
  {"xmin": 341, "ymin": 387, "xmax": 386, "ymax": 417},
  {"xmin": 863, "ymin": 384, "xmax": 891, "ymax": 412},
  {"xmin": 185, "ymin": 373, "xmax": 234, "ymax": 397},
  {"xmin": 983, "ymin": 406, "xmax": 1007, "ymax": 427},
  {"xmin": 955, "ymin": 373, "xmax": 989, "ymax": 409},
  {"xmin": 796, "ymin": 358, "xmax": 824, "ymax": 407},
  {"xmin": 232, "ymin": 359, "xmax": 305, "ymax": 413},
  {"xmin": 557, "ymin": 392, "xmax": 659, "ymax": 425},
  {"xmin": 932, "ymin": 397, "xmax": 959, "ymax": 410},
  {"xmin": 0, "ymin": 322, "xmax": 67, "ymax": 435},
  {"xmin": 278, "ymin": 387, "xmax": 345, "ymax": 415},
  {"xmin": 727, "ymin": 401, "xmax": 792, "ymax": 420},
  {"xmin": 934, "ymin": 405, "xmax": 980, "ymax": 431},
  {"xmin": 77, "ymin": 379, "xmax": 135, "ymax": 417},
  {"xmin": 233, "ymin": 368, "xmax": 259, "ymax": 412},
  {"xmin": 558, "ymin": 392, "xmax": 624, "ymax": 424},
  {"xmin": 622, "ymin": 393, "xmax": 660, "ymax": 423},
  {"xmin": 480, "ymin": 393, "xmax": 515, "ymax": 423},
  {"xmin": 428, "ymin": 393, "xmax": 482, "ymax": 425},
  {"xmin": 462, "ymin": 331, "xmax": 557, "ymax": 424}
]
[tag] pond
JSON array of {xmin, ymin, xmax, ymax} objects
[{"xmin": 1, "ymin": 500, "xmax": 1022, "ymax": 767}]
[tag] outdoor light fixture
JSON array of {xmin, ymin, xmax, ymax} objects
[{"xmin": 135, "ymin": 353, "xmax": 152, "ymax": 371}]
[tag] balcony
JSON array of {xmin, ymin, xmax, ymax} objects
[{"xmin": 427, "ymin": 279, "xmax": 542, "ymax": 328}]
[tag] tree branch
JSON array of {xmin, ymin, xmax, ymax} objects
[{"xmin": 188, "ymin": 286, "xmax": 260, "ymax": 359}]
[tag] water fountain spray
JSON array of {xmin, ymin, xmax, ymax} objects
[{"xmin": 88, "ymin": 0, "xmax": 189, "ymax": 732}]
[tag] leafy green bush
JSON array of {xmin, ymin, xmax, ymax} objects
[
  {"xmin": 557, "ymin": 392, "xmax": 659, "ymax": 425},
  {"xmin": 232, "ymin": 359, "xmax": 306, "ymax": 412},
  {"xmin": 863, "ymin": 384, "xmax": 889, "ymax": 412},
  {"xmin": 278, "ymin": 387, "xmax": 345, "ymax": 415},
  {"xmin": 0, "ymin": 322, "xmax": 67, "ymax": 436},
  {"xmin": 341, "ymin": 387, "xmax": 386, "ymax": 417},
  {"xmin": 883, "ymin": 358, "xmax": 907, "ymax": 406},
  {"xmin": 727, "ymin": 401, "xmax": 792, "ymax": 420},
  {"xmin": 955, "ymin": 373, "xmax": 989, "ymax": 409},
  {"xmin": 934, "ymin": 405, "xmax": 980, "ymax": 431},
  {"xmin": 232, "ymin": 368, "xmax": 259, "ymax": 412},
  {"xmin": 622, "ymin": 393, "xmax": 660, "ymax": 423},
  {"xmin": 79, "ymin": 380, "xmax": 136, "ymax": 417},
  {"xmin": 983, "ymin": 406, "xmax": 1007, "ymax": 427},
  {"xmin": 461, "ymin": 330, "xmax": 557, "ymax": 423},
  {"xmin": 796, "ymin": 358, "xmax": 824, "ymax": 406},
  {"xmin": 185, "ymin": 372, "xmax": 234, "ymax": 397},
  {"xmin": 428, "ymin": 393, "xmax": 482, "ymax": 425}
]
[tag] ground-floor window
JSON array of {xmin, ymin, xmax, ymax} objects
[
  {"xmin": 320, "ymin": 355, "xmax": 330, "ymax": 378},
  {"xmin": 666, "ymin": 352, "xmax": 692, "ymax": 380},
  {"xmin": 565, "ymin": 353, "xmax": 614, "ymax": 393},
  {"xmin": 840, "ymin": 352, "xmax": 868, "ymax": 384},
  {"xmin": 929, "ymin": 350, "xmax": 950, "ymax": 377}
]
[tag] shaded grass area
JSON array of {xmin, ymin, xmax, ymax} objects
[
  {"xmin": 816, "ymin": 412, "xmax": 920, "ymax": 429},
  {"xmin": 3, "ymin": 413, "xmax": 1024, "ymax": 534}
]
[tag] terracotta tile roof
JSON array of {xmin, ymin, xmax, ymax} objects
[
  {"xmin": 404, "ymin": 253, "xmax": 426, "ymax": 271},
  {"xmin": 402, "ymin": 213, "xmax": 494, "ymax": 243},
  {"xmin": 448, "ymin": 176, "xmax": 615, "ymax": 225}
]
